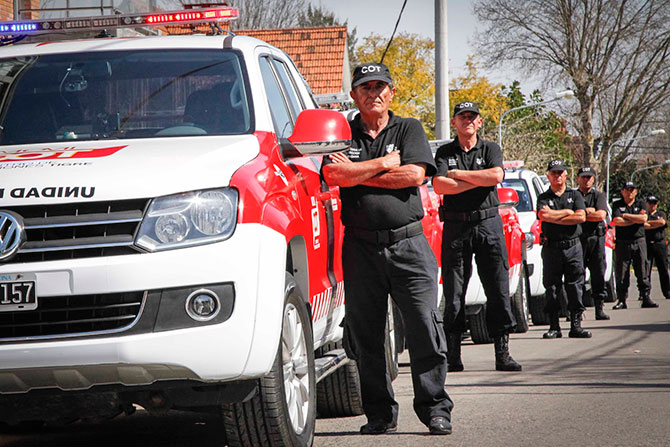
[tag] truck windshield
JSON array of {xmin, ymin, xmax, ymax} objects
[{"xmin": 0, "ymin": 49, "xmax": 252, "ymax": 145}]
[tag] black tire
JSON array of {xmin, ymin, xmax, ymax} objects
[
  {"xmin": 315, "ymin": 341, "xmax": 363, "ymax": 418},
  {"xmin": 512, "ymin": 266, "xmax": 530, "ymax": 333},
  {"xmin": 529, "ymin": 294, "xmax": 549, "ymax": 326},
  {"xmin": 385, "ymin": 298, "xmax": 399, "ymax": 381},
  {"xmin": 582, "ymin": 280, "xmax": 594, "ymax": 307},
  {"xmin": 469, "ymin": 306, "xmax": 493, "ymax": 344},
  {"xmin": 605, "ymin": 273, "xmax": 616, "ymax": 302},
  {"xmin": 222, "ymin": 273, "xmax": 316, "ymax": 447}
]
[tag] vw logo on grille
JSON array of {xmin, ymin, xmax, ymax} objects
[{"xmin": 0, "ymin": 210, "xmax": 24, "ymax": 262}]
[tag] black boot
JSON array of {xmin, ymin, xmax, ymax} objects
[
  {"xmin": 569, "ymin": 310, "xmax": 592, "ymax": 338},
  {"xmin": 641, "ymin": 296, "xmax": 659, "ymax": 308},
  {"xmin": 446, "ymin": 332, "xmax": 464, "ymax": 372},
  {"xmin": 494, "ymin": 333, "xmax": 522, "ymax": 371},
  {"xmin": 612, "ymin": 300, "xmax": 627, "ymax": 310},
  {"xmin": 543, "ymin": 311, "xmax": 562, "ymax": 339},
  {"xmin": 594, "ymin": 299, "xmax": 610, "ymax": 320}
]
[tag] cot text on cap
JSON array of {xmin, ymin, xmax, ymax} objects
[{"xmin": 361, "ymin": 65, "xmax": 381, "ymax": 73}]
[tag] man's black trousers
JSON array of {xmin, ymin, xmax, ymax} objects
[
  {"xmin": 342, "ymin": 232, "xmax": 453, "ymax": 426},
  {"xmin": 541, "ymin": 243, "xmax": 585, "ymax": 313},
  {"xmin": 581, "ymin": 234, "xmax": 607, "ymax": 303},
  {"xmin": 614, "ymin": 238, "xmax": 650, "ymax": 301},
  {"xmin": 441, "ymin": 215, "xmax": 517, "ymax": 337},
  {"xmin": 647, "ymin": 240, "xmax": 670, "ymax": 298}
]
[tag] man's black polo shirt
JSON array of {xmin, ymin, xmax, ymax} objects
[
  {"xmin": 322, "ymin": 111, "xmax": 436, "ymax": 230},
  {"xmin": 612, "ymin": 198, "xmax": 646, "ymax": 240},
  {"xmin": 434, "ymin": 136, "xmax": 502, "ymax": 211},
  {"xmin": 645, "ymin": 209, "xmax": 667, "ymax": 242},
  {"xmin": 536, "ymin": 188, "xmax": 586, "ymax": 241},
  {"xmin": 579, "ymin": 187, "xmax": 608, "ymax": 236}
]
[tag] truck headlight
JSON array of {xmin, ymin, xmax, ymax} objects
[{"xmin": 136, "ymin": 188, "xmax": 238, "ymax": 252}]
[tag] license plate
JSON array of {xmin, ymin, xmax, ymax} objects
[{"xmin": 0, "ymin": 273, "xmax": 37, "ymax": 312}]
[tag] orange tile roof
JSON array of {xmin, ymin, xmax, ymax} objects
[
  {"xmin": 165, "ymin": 24, "xmax": 348, "ymax": 95},
  {"xmin": 236, "ymin": 26, "xmax": 347, "ymax": 95}
]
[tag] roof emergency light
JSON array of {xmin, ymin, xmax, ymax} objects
[{"xmin": 0, "ymin": 7, "xmax": 239, "ymax": 37}]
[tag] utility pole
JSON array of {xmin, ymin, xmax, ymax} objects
[{"xmin": 434, "ymin": 0, "xmax": 449, "ymax": 140}]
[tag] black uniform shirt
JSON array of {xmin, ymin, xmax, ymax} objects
[
  {"xmin": 645, "ymin": 209, "xmax": 667, "ymax": 242},
  {"xmin": 536, "ymin": 188, "xmax": 586, "ymax": 241},
  {"xmin": 322, "ymin": 111, "xmax": 436, "ymax": 230},
  {"xmin": 434, "ymin": 136, "xmax": 502, "ymax": 211},
  {"xmin": 612, "ymin": 198, "xmax": 646, "ymax": 240},
  {"xmin": 579, "ymin": 187, "xmax": 608, "ymax": 235}
]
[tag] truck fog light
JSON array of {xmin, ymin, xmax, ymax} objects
[{"xmin": 185, "ymin": 289, "xmax": 221, "ymax": 321}]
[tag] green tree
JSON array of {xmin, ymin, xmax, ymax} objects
[{"xmin": 354, "ymin": 33, "xmax": 435, "ymax": 137}]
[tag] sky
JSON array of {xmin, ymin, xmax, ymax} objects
[{"xmin": 310, "ymin": 0, "xmax": 540, "ymax": 93}]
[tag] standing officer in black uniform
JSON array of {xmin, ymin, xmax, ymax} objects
[
  {"xmin": 322, "ymin": 63, "xmax": 453, "ymax": 436},
  {"xmin": 644, "ymin": 195, "xmax": 669, "ymax": 300},
  {"xmin": 433, "ymin": 101, "xmax": 521, "ymax": 372},
  {"xmin": 611, "ymin": 182, "xmax": 656, "ymax": 309},
  {"xmin": 537, "ymin": 160, "xmax": 592, "ymax": 339},
  {"xmin": 576, "ymin": 167, "xmax": 610, "ymax": 320}
]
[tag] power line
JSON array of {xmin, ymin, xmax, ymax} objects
[{"xmin": 380, "ymin": 0, "xmax": 408, "ymax": 65}]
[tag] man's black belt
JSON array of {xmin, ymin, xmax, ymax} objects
[
  {"xmin": 546, "ymin": 238, "xmax": 579, "ymax": 249},
  {"xmin": 347, "ymin": 221, "xmax": 423, "ymax": 245},
  {"xmin": 440, "ymin": 207, "xmax": 497, "ymax": 222}
]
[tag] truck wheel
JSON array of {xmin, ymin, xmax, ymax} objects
[
  {"xmin": 529, "ymin": 294, "xmax": 549, "ymax": 326},
  {"xmin": 512, "ymin": 267, "xmax": 530, "ymax": 333},
  {"xmin": 605, "ymin": 274, "xmax": 616, "ymax": 302},
  {"xmin": 222, "ymin": 273, "xmax": 316, "ymax": 447},
  {"xmin": 385, "ymin": 297, "xmax": 399, "ymax": 381},
  {"xmin": 315, "ymin": 341, "xmax": 363, "ymax": 418},
  {"xmin": 469, "ymin": 306, "xmax": 493, "ymax": 344}
]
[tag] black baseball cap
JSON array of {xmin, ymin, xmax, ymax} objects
[
  {"xmin": 647, "ymin": 195, "xmax": 659, "ymax": 203},
  {"xmin": 622, "ymin": 181, "xmax": 636, "ymax": 190},
  {"xmin": 577, "ymin": 167, "xmax": 596, "ymax": 177},
  {"xmin": 453, "ymin": 101, "xmax": 480, "ymax": 117},
  {"xmin": 351, "ymin": 63, "xmax": 393, "ymax": 88},
  {"xmin": 547, "ymin": 160, "xmax": 567, "ymax": 172}
]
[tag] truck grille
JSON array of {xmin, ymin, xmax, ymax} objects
[
  {"xmin": 2, "ymin": 199, "xmax": 149, "ymax": 263},
  {"xmin": 0, "ymin": 291, "xmax": 145, "ymax": 340}
]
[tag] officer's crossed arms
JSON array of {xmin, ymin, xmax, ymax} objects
[{"xmin": 432, "ymin": 166, "xmax": 503, "ymax": 196}]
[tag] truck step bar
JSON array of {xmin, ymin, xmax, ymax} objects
[{"xmin": 314, "ymin": 347, "xmax": 350, "ymax": 383}]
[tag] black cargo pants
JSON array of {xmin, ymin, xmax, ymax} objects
[
  {"xmin": 342, "ymin": 229, "xmax": 453, "ymax": 427},
  {"xmin": 615, "ymin": 238, "xmax": 650, "ymax": 301},
  {"xmin": 441, "ymin": 214, "xmax": 517, "ymax": 337},
  {"xmin": 580, "ymin": 233, "xmax": 608, "ymax": 303},
  {"xmin": 541, "ymin": 242, "xmax": 585, "ymax": 313}
]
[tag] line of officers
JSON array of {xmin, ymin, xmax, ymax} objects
[{"xmin": 538, "ymin": 162, "xmax": 666, "ymax": 340}]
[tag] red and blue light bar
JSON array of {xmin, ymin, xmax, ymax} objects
[{"xmin": 0, "ymin": 7, "xmax": 239, "ymax": 36}]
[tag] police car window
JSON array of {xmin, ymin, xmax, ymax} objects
[
  {"xmin": 270, "ymin": 58, "xmax": 304, "ymax": 119},
  {"xmin": 0, "ymin": 50, "xmax": 251, "ymax": 145},
  {"xmin": 259, "ymin": 56, "xmax": 294, "ymax": 139},
  {"xmin": 500, "ymin": 178, "xmax": 532, "ymax": 212}
]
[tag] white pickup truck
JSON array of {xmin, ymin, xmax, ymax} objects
[{"xmin": 0, "ymin": 7, "xmax": 384, "ymax": 447}]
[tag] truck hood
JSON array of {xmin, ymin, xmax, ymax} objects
[{"xmin": 0, "ymin": 136, "xmax": 260, "ymax": 205}]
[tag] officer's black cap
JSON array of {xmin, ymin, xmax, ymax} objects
[
  {"xmin": 647, "ymin": 195, "xmax": 659, "ymax": 203},
  {"xmin": 351, "ymin": 63, "xmax": 393, "ymax": 88},
  {"xmin": 622, "ymin": 181, "xmax": 636, "ymax": 190},
  {"xmin": 577, "ymin": 167, "xmax": 596, "ymax": 177},
  {"xmin": 453, "ymin": 101, "xmax": 480, "ymax": 117},
  {"xmin": 547, "ymin": 160, "xmax": 567, "ymax": 172}
]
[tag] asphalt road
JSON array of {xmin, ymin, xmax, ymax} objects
[{"xmin": 2, "ymin": 276, "xmax": 669, "ymax": 447}]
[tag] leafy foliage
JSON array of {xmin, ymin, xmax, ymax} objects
[{"xmin": 354, "ymin": 33, "xmax": 436, "ymax": 137}]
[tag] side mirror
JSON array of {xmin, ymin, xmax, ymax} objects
[
  {"xmin": 497, "ymin": 187, "xmax": 519, "ymax": 207},
  {"xmin": 288, "ymin": 109, "xmax": 352, "ymax": 156}
]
